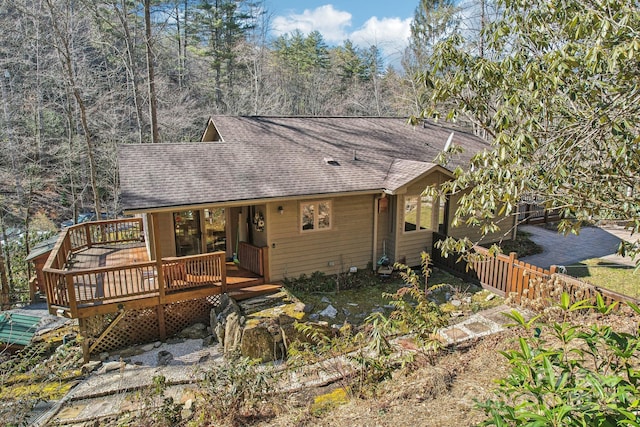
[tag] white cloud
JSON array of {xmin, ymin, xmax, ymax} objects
[
  {"xmin": 272, "ymin": 5, "xmax": 353, "ymax": 43},
  {"xmin": 350, "ymin": 17, "xmax": 412, "ymax": 63},
  {"xmin": 271, "ymin": 5, "xmax": 412, "ymax": 65}
]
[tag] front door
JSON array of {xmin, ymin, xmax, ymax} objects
[{"xmin": 174, "ymin": 210, "xmax": 201, "ymax": 257}]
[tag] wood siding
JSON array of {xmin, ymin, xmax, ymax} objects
[
  {"xmin": 156, "ymin": 212, "xmax": 177, "ymax": 258},
  {"xmin": 266, "ymin": 195, "xmax": 374, "ymax": 281},
  {"xmin": 395, "ymin": 172, "xmax": 446, "ymax": 267}
]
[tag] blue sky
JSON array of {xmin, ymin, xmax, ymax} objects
[{"xmin": 266, "ymin": 1, "xmax": 418, "ymax": 64}]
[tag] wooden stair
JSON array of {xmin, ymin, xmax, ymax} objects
[{"xmin": 229, "ymin": 284, "xmax": 282, "ymax": 301}]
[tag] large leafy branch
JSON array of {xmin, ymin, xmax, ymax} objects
[{"xmin": 423, "ymin": 0, "xmax": 639, "ymax": 261}]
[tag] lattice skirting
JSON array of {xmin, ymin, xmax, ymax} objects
[{"xmin": 80, "ymin": 294, "xmax": 221, "ymax": 358}]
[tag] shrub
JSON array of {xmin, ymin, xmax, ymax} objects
[
  {"xmin": 197, "ymin": 355, "xmax": 277, "ymax": 425},
  {"xmin": 477, "ymin": 295, "xmax": 640, "ymax": 426}
]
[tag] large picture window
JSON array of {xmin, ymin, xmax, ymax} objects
[
  {"xmin": 404, "ymin": 195, "xmax": 435, "ymax": 232},
  {"xmin": 300, "ymin": 200, "xmax": 332, "ymax": 232}
]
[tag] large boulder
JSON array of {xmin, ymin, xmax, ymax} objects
[
  {"xmin": 240, "ymin": 325, "xmax": 280, "ymax": 362},
  {"xmin": 223, "ymin": 311, "xmax": 244, "ymax": 355}
]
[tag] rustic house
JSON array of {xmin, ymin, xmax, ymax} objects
[
  {"xmin": 120, "ymin": 116, "xmax": 512, "ymax": 279},
  {"xmin": 41, "ymin": 116, "xmax": 515, "ymax": 360}
]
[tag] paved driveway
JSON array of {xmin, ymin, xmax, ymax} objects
[{"xmin": 519, "ymin": 224, "xmax": 637, "ymax": 269}]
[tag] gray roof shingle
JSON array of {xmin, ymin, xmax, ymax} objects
[{"xmin": 119, "ymin": 117, "xmax": 489, "ymax": 211}]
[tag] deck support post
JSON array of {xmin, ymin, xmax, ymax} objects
[{"xmin": 151, "ymin": 213, "xmax": 166, "ymax": 304}]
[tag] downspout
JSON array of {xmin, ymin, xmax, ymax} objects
[{"xmin": 372, "ymin": 193, "xmax": 385, "ymax": 271}]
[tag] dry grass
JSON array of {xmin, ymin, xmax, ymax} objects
[{"xmin": 255, "ymin": 330, "xmax": 521, "ymax": 427}]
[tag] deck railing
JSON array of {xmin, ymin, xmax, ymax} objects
[
  {"xmin": 237, "ymin": 242, "xmax": 265, "ymax": 276},
  {"xmin": 42, "ymin": 218, "xmax": 230, "ymax": 317},
  {"xmin": 162, "ymin": 252, "xmax": 227, "ymax": 293}
]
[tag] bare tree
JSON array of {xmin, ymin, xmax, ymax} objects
[
  {"xmin": 45, "ymin": 0, "xmax": 102, "ymax": 216},
  {"xmin": 144, "ymin": 0, "xmax": 160, "ymax": 143}
]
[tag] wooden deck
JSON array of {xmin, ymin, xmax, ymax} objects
[{"xmin": 42, "ymin": 218, "xmax": 280, "ymax": 319}]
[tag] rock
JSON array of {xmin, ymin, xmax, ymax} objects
[
  {"xmin": 119, "ymin": 347, "xmax": 142, "ymax": 358},
  {"xmin": 180, "ymin": 323, "xmax": 209, "ymax": 339},
  {"xmin": 445, "ymin": 292, "xmax": 452, "ymax": 301},
  {"xmin": 214, "ymin": 322, "xmax": 225, "ymax": 344},
  {"xmin": 321, "ymin": 296, "xmax": 331, "ymax": 304},
  {"xmin": 210, "ymin": 309, "xmax": 218, "ymax": 332},
  {"xmin": 278, "ymin": 314, "xmax": 297, "ymax": 326},
  {"xmin": 240, "ymin": 326, "xmax": 279, "ymax": 362},
  {"xmin": 99, "ymin": 352, "xmax": 110, "ymax": 362},
  {"xmin": 153, "ymin": 341, "xmax": 162, "ymax": 348},
  {"xmin": 450, "ymin": 311, "xmax": 464, "ymax": 317},
  {"xmin": 347, "ymin": 302, "xmax": 359, "ymax": 306},
  {"xmin": 198, "ymin": 353, "xmax": 210, "ymax": 363},
  {"xmin": 166, "ymin": 337, "xmax": 185, "ymax": 345},
  {"xmin": 214, "ymin": 293, "xmax": 230, "ymax": 315},
  {"xmin": 320, "ymin": 304, "xmax": 338, "ymax": 318},
  {"xmin": 223, "ymin": 312, "xmax": 244, "ymax": 355},
  {"xmin": 81, "ymin": 360, "xmax": 102, "ymax": 374},
  {"xmin": 463, "ymin": 296, "xmax": 472, "ymax": 304},
  {"xmin": 371, "ymin": 307, "xmax": 384, "ymax": 313},
  {"xmin": 100, "ymin": 360, "xmax": 125, "ymax": 374},
  {"xmin": 309, "ymin": 313, "xmax": 319, "ymax": 321},
  {"xmin": 294, "ymin": 302, "xmax": 307, "ymax": 312},
  {"xmin": 342, "ymin": 307, "xmax": 351, "ymax": 317},
  {"xmin": 141, "ymin": 343, "xmax": 155, "ymax": 352},
  {"xmin": 450, "ymin": 299, "xmax": 462, "ymax": 307},
  {"xmin": 485, "ymin": 293, "xmax": 496, "ymax": 301},
  {"xmin": 157, "ymin": 350, "xmax": 173, "ymax": 366},
  {"xmin": 202, "ymin": 335, "xmax": 217, "ymax": 347}
]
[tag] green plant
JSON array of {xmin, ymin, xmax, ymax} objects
[
  {"xmin": 133, "ymin": 375, "xmax": 182, "ymax": 427},
  {"xmin": 384, "ymin": 253, "xmax": 448, "ymax": 355},
  {"xmin": 197, "ymin": 355, "xmax": 277, "ymax": 425},
  {"xmin": 478, "ymin": 294, "xmax": 640, "ymax": 426}
]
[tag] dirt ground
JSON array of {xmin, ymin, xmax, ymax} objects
[
  {"xmin": 253, "ymin": 330, "xmax": 519, "ymax": 427},
  {"xmin": 254, "ymin": 308, "xmax": 640, "ymax": 427}
]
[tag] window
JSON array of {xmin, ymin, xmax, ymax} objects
[
  {"xmin": 404, "ymin": 195, "xmax": 436, "ymax": 232},
  {"xmin": 300, "ymin": 200, "xmax": 331, "ymax": 232}
]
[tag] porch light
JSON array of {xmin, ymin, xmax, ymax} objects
[{"xmin": 278, "ymin": 206, "xmax": 284, "ymax": 215}]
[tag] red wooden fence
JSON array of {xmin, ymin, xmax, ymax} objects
[{"xmin": 431, "ymin": 232, "xmax": 638, "ymax": 307}]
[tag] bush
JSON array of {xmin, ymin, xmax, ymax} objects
[
  {"xmin": 196, "ymin": 355, "xmax": 277, "ymax": 425},
  {"xmin": 477, "ymin": 295, "xmax": 640, "ymax": 426}
]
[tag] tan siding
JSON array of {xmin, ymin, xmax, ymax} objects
[
  {"xmin": 395, "ymin": 172, "xmax": 448, "ymax": 267},
  {"xmin": 375, "ymin": 199, "xmax": 391, "ymax": 264},
  {"xmin": 156, "ymin": 212, "xmax": 176, "ymax": 258},
  {"xmin": 267, "ymin": 195, "xmax": 374, "ymax": 281}
]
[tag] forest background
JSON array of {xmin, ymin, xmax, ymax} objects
[{"xmin": 0, "ymin": 0, "xmax": 479, "ymax": 303}]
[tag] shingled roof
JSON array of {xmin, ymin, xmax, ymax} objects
[{"xmin": 119, "ymin": 116, "xmax": 489, "ymax": 212}]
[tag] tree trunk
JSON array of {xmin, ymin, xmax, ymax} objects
[
  {"xmin": 144, "ymin": 0, "xmax": 160, "ymax": 143},
  {"xmin": 45, "ymin": 0, "xmax": 102, "ymax": 217},
  {"xmin": 116, "ymin": 0, "xmax": 146, "ymax": 144}
]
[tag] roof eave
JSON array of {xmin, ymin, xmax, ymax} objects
[{"xmin": 122, "ymin": 188, "xmax": 384, "ymax": 215}]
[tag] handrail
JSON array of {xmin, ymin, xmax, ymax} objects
[
  {"xmin": 237, "ymin": 242, "xmax": 264, "ymax": 276},
  {"xmin": 43, "ymin": 250, "xmax": 227, "ymax": 313},
  {"xmin": 44, "ymin": 218, "xmax": 144, "ymax": 271}
]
